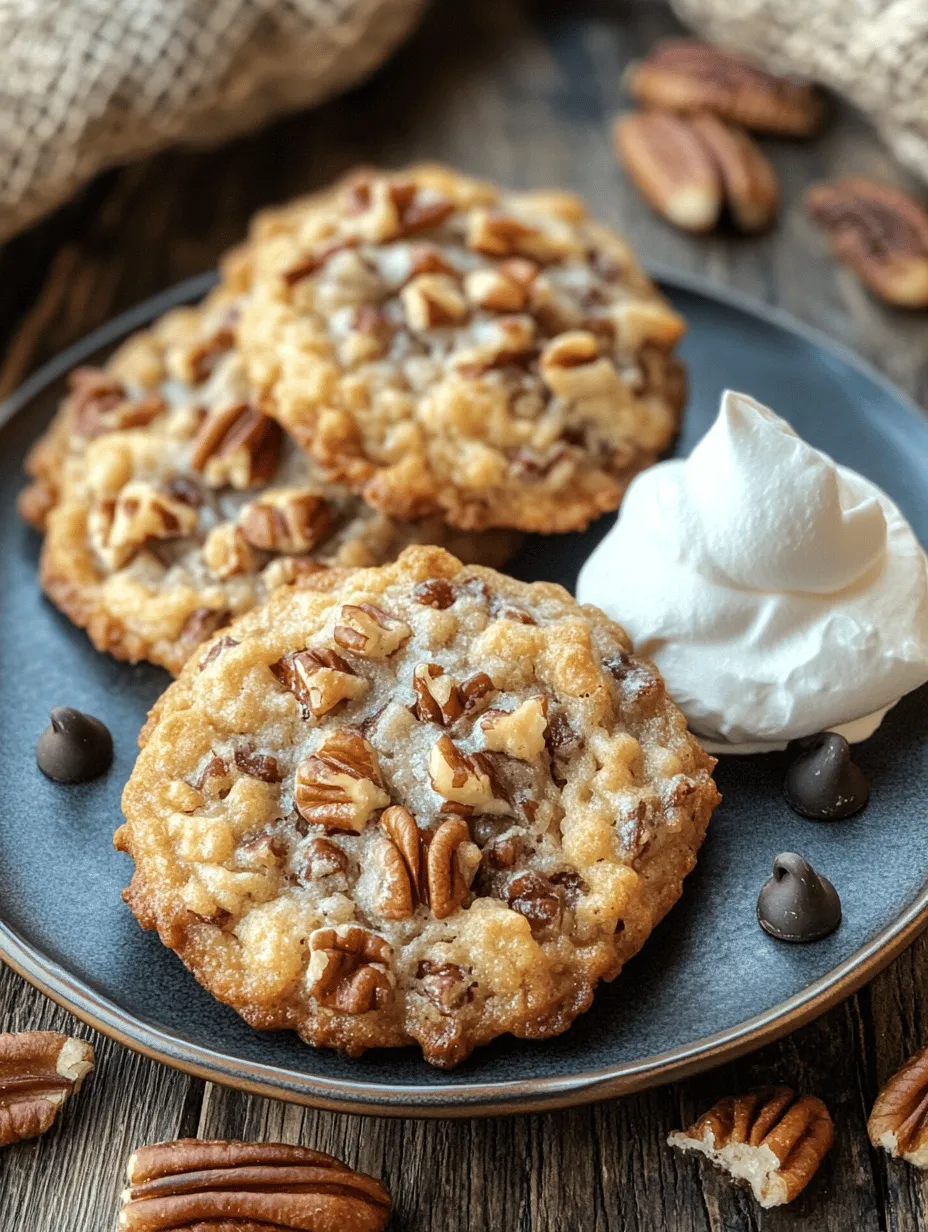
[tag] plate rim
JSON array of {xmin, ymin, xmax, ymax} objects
[{"xmin": 3, "ymin": 267, "xmax": 927, "ymax": 1117}]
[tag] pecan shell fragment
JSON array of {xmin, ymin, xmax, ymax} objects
[
  {"xmin": 0, "ymin": 1030, "xmax": 94, "ymax": 1146},
  {"xmin": 669, "ymin": 1086, "xmax": 834, "ymax": 1207},
  {"xmin": 869, "ymin": 1040, "xmax": 928, "ymax": 1166},
  {"xmin": 119, "ymin": 1138, "xmax": 391, "ymax": 1231},
  {"xmin": 805, "ymin": 178, "xmax": 928, "ymax": 307}
]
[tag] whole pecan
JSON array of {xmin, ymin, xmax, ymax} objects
[
  {"xmin": 805, "ymin": 178, "xmax": 928, "ymax": 308},
  {"xmin": 378, "ymin": 805, "xmax": 426, "ymax": 919},
  {"xmin": 869, "ymin": 1040, "xmax": 928, "ymax": 1165},
  {"xmin": 427, "ymin": 817, "xmax": 479, "ymax": 919},
  {"xmin": 688, "ymin": 112, "xmax": 779, "ymax": 233},
  {"xmin": 0, "ymin": 1031, "xmax": 94, "ymax": 1146},
  {"xmin": 294, "ymin": 730, "xmax": 389, "ymax": 832},
  {"xmin": 625, "ymin": 39, "xmax": 824, "ymax": 137},
  {"xmin": 119, "ymin": 1138, "xmax": 391, "ymax": 1231},
  {"xmin": 614, "ymin": 111, "xmax": 722, "ymax": 233},
  {"xmin": 669, "ymin": 1087, "xmax": 834, "ymax": 1207},
  {"xmin": 306, "ymin": 925, "xmax": 394, "ymax": 1014}
]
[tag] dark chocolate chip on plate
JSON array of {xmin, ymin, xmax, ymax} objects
[
  {"xmin": 36, "ymin": 706, "xmax": 113, "ymax": 783},
  {"xmin": 784, "ymin": 732, "xmax": 870, "ymax": 821},
  {"xmin": 757, "ymin": 852, "xmax": 842, "ymax": 943}
]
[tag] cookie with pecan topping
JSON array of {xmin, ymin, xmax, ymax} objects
[
  {"xmin": 235, "ymin": 164, "xmax": 687, "ymax": 532},
  {"xmin": 25, "ymin": 293, "xmax": 518, "ymax": 674},
  {"xmin": 117, "ymin": 545, "xmax": 719, "ymax": 1067}
]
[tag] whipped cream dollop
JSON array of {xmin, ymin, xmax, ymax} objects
[{"xmin": 577, "ymin": 391, "xmax": 928, "ymax": 753}]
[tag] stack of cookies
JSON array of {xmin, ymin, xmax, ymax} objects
[{"xmin": 22, "ymin": 165, "xmax": 719, "ymax": 1066}]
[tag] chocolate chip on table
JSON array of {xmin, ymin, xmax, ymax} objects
[
  {"xmin": 36, "ymin": 706, "xmax": 113, "ymax": 783},
  {"xmin": 757, "ymin": 852, "xmax": 842, "ymax": 943},
  {"xmin": 783, "ymin": 732, "xmax": 870, "ymax": 820}
]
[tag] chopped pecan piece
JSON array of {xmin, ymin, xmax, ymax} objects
[
  {"xmin": 614, "ymin": 111, "xmax": 722, "ymax": 233},
  {"xmin": 377, "ymin": 805, "xmax": 426, "ymax": 919},
  {"xmin": 302, "ymin": 836, "xmax": 350, "ymax": 880},
  {"xmin": 604, "ymin": 654, "xmax": 661, "ymax": 705},
  {"xmin": 175, "ymin": 321, "xmax": 237, "ymax": 385},
  {"xmin": 417, "ymin": 960, "xmax": 477, "ymax": 1014},
  {"xmin": 428, "ymin": 735, "xmax": 509, "ymax": 815},
  {"xmin": 68, "ymin": 367, "xmax": 166, "ymax": 438},
  {"xmin": 467, "ymin": 209, "xmax": 543, "ymax": 258},
  {"xmin": 504, "ymin": 871, "xmax": 562, "ymax": 937},
  {"xmin": 625, "ymin": 39, "xmax": 824, "ymax": 137},
  {"xmin": 199, "ymin": 635, "xmax": 239, "ymax": 671},
  {"xmin": 401, "ymin": 273, "xmax": 469, "ymax": 330},
  {"xmin": 412, "ymin": 578, "xmax": 455, "ymax": 609},
  {"xmin": 481, "ymin": 697, "xmax": 548, "ymax": 761},
  {"xmin": 270, "ymin": 647, "xmax": 369, "ymax": 718},
  {"xmin": 234, "ymin": 748, "xmax": 283, "ymax": 783},
  {"xmin": 0, "ymin": 1031, "xmax": 94, "ymax": 1147},
  {"xmin": 239, "ymin": 488, "xmax": 334, "ymax": 554},
  {"xmin": 294, "ymin": 730, "xmax": 389, "ymax": 832},
  {"xmin": 202, "ymin": 523, "xmax": 255, "ymax": 580},
  {"xmin": 412, "ymin": 663, "xmax": 465, "ymax": 726},
  {"xmin": 190, "ymin": 402, "xmax": 282, "ymax": 488},
  {"xmin": 347, "ymin": 176, "xmax": 454, "ymax": 243},
  {"xmin": 179, "ymin": 606, "xmax": 231, "ymax": 651},
  {"xmin": 464, "ymin": 266, "xmax": 531, "ymax": 312},
  {"xmin": 281, "ymin": 237, "xmax": 360, "ymax": 286},
  {"xmin": 306, "ymin": 924, "xmax": 394, "ymax": 1014},
  {"xmin": 869, "ymin": 1040, "xmax": 928, "ymax": 1165},
  {"xmin": 90, "ymin": 482, "xmax": 199, "ymax": 570},
  {"xmin": 333, "ymin": 603, "xmax": 411, "ymax": 659},
  {"xmin": 453, "ymin": 315, "xmax": 536, "ymax": 376},
  {"xmin": 119, "ymin": 1139, "xmax": 391, "ymax": 1232},
  {"xmin": 805, "ymin": 178, "xmax": 928, "ymax": 308},
  {"xmin": 459, "ymin": 671, "xmax": 496, "ymax": 715},
  {"xmin": 427, "ymin": 817, "xmax": 480, "ymax": 918},
  {"xmin": 669, "ymin": 1087, "xmax": 834, "ymax": 1208},
  {"xmin": 192, "ymin": 753, "xmax": 231, "ymax": 798}
]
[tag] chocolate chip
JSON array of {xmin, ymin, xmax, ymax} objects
[
  {"xmin": 784, "ymin": 732, "xmax": 870, "ymax": 820},
  {"xmin": 36, "ymin": 706, "xmax": 113, "ymax": 783},
  {"xmin": 756, "ymin": 852, "xmax": 841, "ymax": 943}
]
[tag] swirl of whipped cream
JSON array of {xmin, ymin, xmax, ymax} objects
[{"xmin": 577, "ymin": 391, "xmax": 928, "ymax": 752}]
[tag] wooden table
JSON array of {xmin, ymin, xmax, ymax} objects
[{"xmin": 2, "ymin": 2, "xmax": 928, "ymax": 1227}]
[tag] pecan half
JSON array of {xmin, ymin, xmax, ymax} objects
[
  {"xmin": 270, "ymin": 648, "xmax": 369, "ymax": 718},
  {"xmin": 240, "ymin": 488, "xmax": 334, "ymax": 554},
  {"xmin": 190, "ymin": 403, "xmax": 282, "ymax": 488},
  {"xmin": 481, "ymin": 697, "xmax": 548, "ymax": 761},
  {"xmin": 428, "ymin": 735, "xmax": 510, "ymax": 816},
  {"xmin": 614, "ymin": 111, "xmax": 722, "ymax": 233},
  {"xmin": 119, "ymin": 1139, "xmax": 390, "ymax": 1232},
  {"xmin": 805, "ymin": 178, "xmax": 928, "ymax": 308},
  {"xmin": 669, "ymin": 1087, "xmax": 834, "ymax": 1207},
  {"xmin": 427, "ymin": 817, "xmax": 480, "ymax": 918},
  {"xmin": 869, "ymin": 1040, "xmax": 928, "ymax": 1165},
  {"xmin": 377, "ymin": 805, "xmax": 426, "ymax": 919},
  {"xmin": 417, "ymin": 960, "xmax": 477, "ymax": 1014},
  {"xmin": 412, "ymin": 663, "xmax": 465, "ymax": 726},
  {"xmin": 688, "ymin": 113, "xmax": 779, "ymax": 233},
  {"xmin": 0, "ymin": 1031, "xmax": 94, "ymax": 1146},
  {"xmin": 333, "ymin": 603, "xmax": 411, "ymax": 659},
  {"xmin": 294, "ymin": 730, "xmax": 389, "ymax": 832},
  {"xmin": 306, "ymin": 925, "xmax": 394, "ymax": 1014},
  {"xmin": 625, "ymin": 39, "xmax": 824, "ymax": 137}
]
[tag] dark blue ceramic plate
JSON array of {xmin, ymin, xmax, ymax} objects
[{"xmin": 2, "ymin": 271, "xmax": 928, "ymax": 1116}]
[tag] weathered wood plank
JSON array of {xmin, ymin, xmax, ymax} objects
[{"xmin": 2, "ymin": 2, "xmax": 928, "ymax": 1230}]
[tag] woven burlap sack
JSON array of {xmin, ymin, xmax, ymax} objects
[
  {"xmin": 672, "ymin": 0, "xmax": 928, "ymax": 182},
  {"xmin": 0, "ymin": 0, "xmax": 426, "ymax": 242}
]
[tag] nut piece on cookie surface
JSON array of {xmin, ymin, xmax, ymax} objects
[
  {"xmin": 669, "ymin": 1087, "xmax": 834, "ymax": 1207},
  {"xmin": 869, "ymin": 1040, "xmax": 928, "ymax": 1165},
  {"xmin": 117, "ymin": 545, "xmax": 719, "ymax": 1067},
  {"xmin": 118, "ymin": 1139, "xmax": 391, "ymax": 1232},
  {"xmin": 0, "ymin": 1031, "xmax": 94, "ymax": 1147}
]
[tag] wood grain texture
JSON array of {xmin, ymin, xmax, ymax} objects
[{"xmin": 2, "ymin": 1, "xmax": 928, "ymax": 1228}]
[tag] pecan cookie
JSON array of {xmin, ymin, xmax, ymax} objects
[
  {"xmin": 28, "ymin": 294, "xmax": 518, "ymax": 674},
  {"xmin": 117, "ymin": 545, "xmax": 719, "ymax": 1067},
  {"xmin": 235, "ymin": 164, "xmax": 687, "ymax": 532}
]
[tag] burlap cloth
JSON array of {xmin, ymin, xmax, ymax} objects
[
  {"xmin": 672, "ymin": 0, "xmax": 928, "ymax": 182},
  {"xmin": 0, "ymin": 0, "xmax": 426, "ymax": 243}
]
